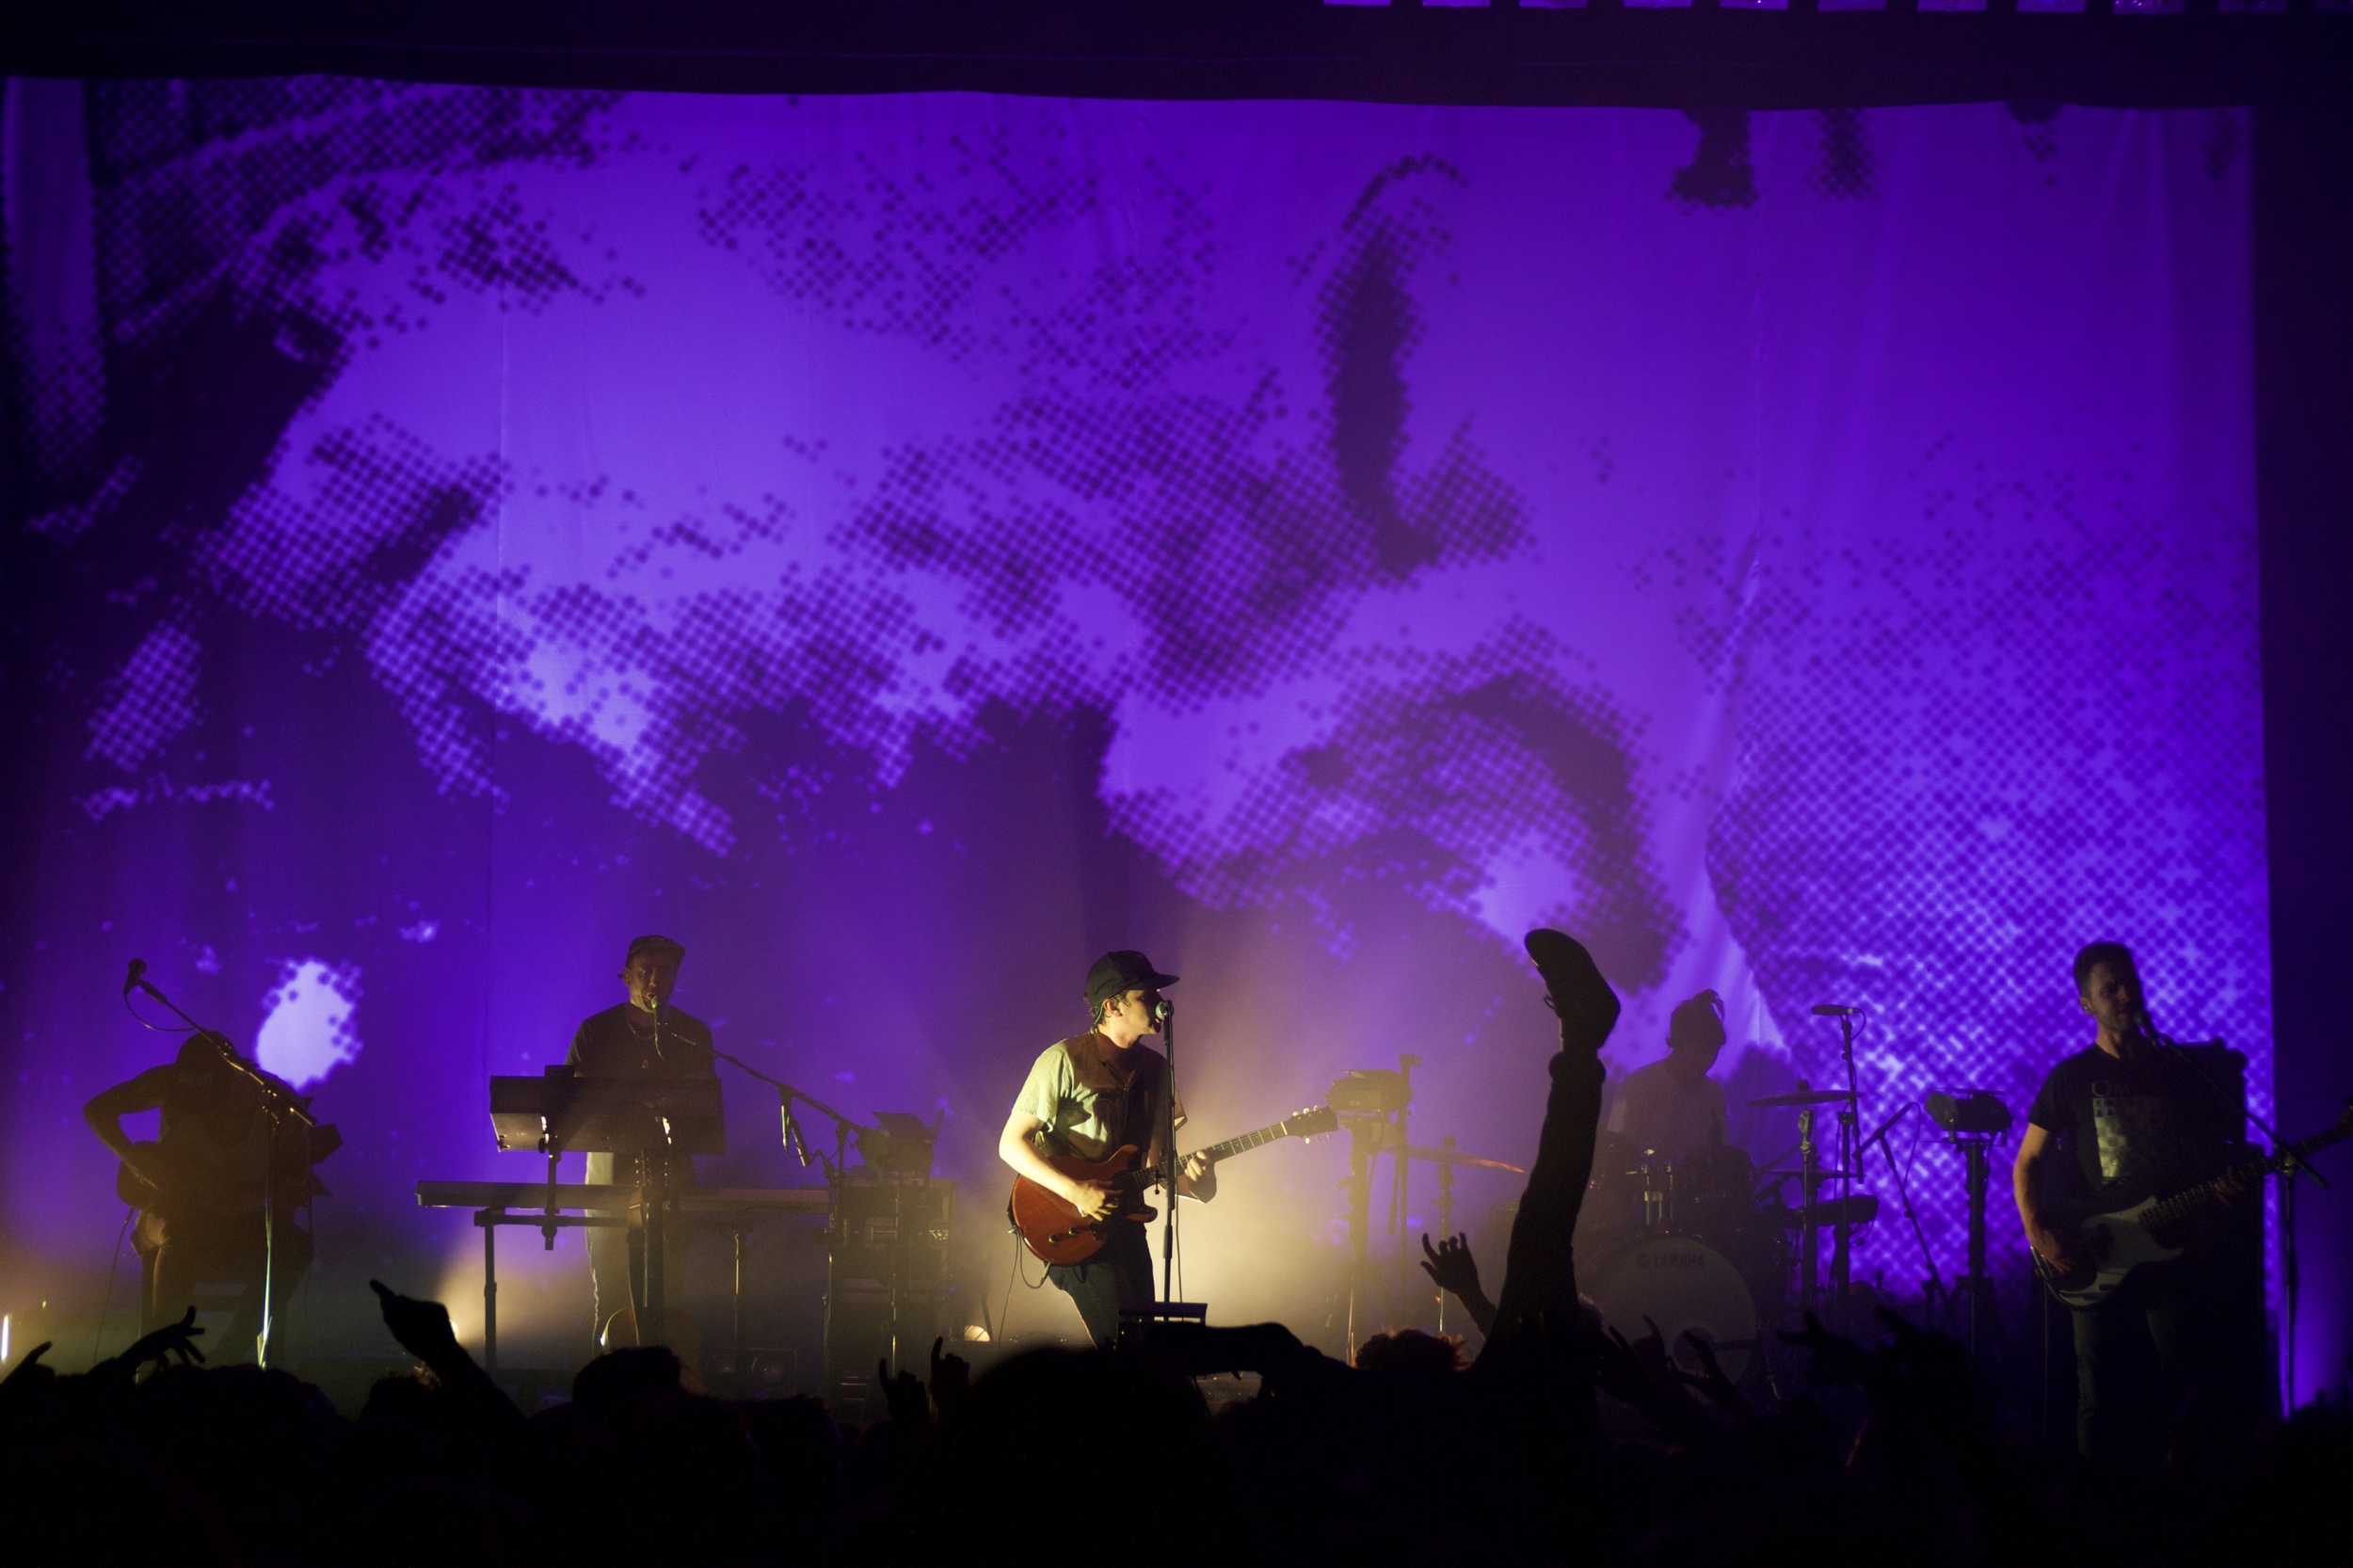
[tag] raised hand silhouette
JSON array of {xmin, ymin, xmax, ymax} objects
[
  {"xmin": 370, "ymin": 1278, "xmax": 461, "ymax": 1362},
  {"xmin": 105, "ymin": 1306, "xmax": 206, "ymax": 1378},
  {"xmin": 1418, "ymin": 1232, "xmax": 1481, "ymax": 1299},
  {"xmin": 928, "ymin": 1336, "xmax": 970, "ymax": 1425},
  {"xmin": 1676, "ymin": 1331, "xmax": 1753, "ymax": 1418},
  {"xmin": 879, "ymin": 1354, "xmax": 930, "ymax": 1432}
]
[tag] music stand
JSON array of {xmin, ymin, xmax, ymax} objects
[{"xmin": 490, "ymin": 1070, "xmax": 726, "ymax": 1347}]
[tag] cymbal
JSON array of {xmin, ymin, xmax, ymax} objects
[
  {"xmin": 1400, "ymin": 1144, "xmax": 1526, "ymax": 1174},
  {"xmin": 1748, "ymin": 1088, "xmax": 1850, "ymax": 1109}
]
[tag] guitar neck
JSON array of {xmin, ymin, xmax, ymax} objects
[
  {"xmin": 1138, "ymin": 1118, "xmax": 1299, "ymax": 1187},
  {"xmin": 2146, "ymin": 1120, "xmax": 2351, "ymax": 1233}
]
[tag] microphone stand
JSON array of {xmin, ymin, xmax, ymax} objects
[
  {"xmin": 122, "ymin": 962, "xmax": 315, "ymax": 1369},
  {"xmin": 1855, "ymin": 1101, "xmax": 1945, "ymax": 1317},
  {"xmin": 1159, "ymin": 999, "xmax": 1178, "ymax": 1305},
  {"xmin": 2139, "ymin": 1004, "xmax": 2320, "ymax": 1407},
  {"xmin": 710, "ymin": 1048, "xmax": 872, "ymax": 1178},
  {"xmin": 707, "ymin": 1049, "xmax": 875, "ymax": 1382}
]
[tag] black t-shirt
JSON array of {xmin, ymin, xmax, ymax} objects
[
  {"xmin": 2025, "ymin": 1044, "xmax": 2234, "ymax": 1211},
  {"xmin": 566, "ymin": 1003, "xmax": 717, "ymax": 1080},
  {"xmin": 564, "ymin": 1004, "xmax": 719, "ymax": 1187}
]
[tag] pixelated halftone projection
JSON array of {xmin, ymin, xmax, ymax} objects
[
  {"xmin": 1809, "ymin": 109, "xmax": 1875, "ymax": 201},
  {"xmin": 2205, "ymin": 110, "xmax": 2247, "ymax": 184},
  {"xmin": 2007, "ymin": 99, "xmax": 2065, "ymax": 167},
  {"xmin": 0, "ymin": 88, "xmax": 2262, "ymax": 1315},
  {"xmin": 256, "ymin": 958, "xmax": 364, "ymax": 1089},
  {"xmin": 1673, "ymin": 110, "xmax": 1758, "ymax": 210},
  {"xmin": 1644, "ymin": 488, "xmax": 2266, "ymax": 1270}
]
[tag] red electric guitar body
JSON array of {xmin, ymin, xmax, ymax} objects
[{"xmin": 1007, "ymin": 1106, "xmax": 1337, "ymax": 1266}]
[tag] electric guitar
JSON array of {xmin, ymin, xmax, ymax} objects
[
  {"xmin": 116, "ymin": 1128, "xmax": 343, "ymax": 1224},
  {"xmin": 2032, "ymin": 1100, "xmax": 2352, "ymax": 1310},
  {"xmin": 1009, "ymin": 1105, "xmax": 1338, "ymax": 1266}
]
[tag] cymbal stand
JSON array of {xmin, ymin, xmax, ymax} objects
[
  {"xmin": 1829, "ymin": 1013, "xmax": 1863, "ymax": 1333},
  {"xmin": 1795, "ymin": 1092, "xmax": 1819, "ymax": 1316},
  {"xmin": 1390, "ymin": 1054, "xmax": 1420, "ymax": 1324},
  {"xmin": 1433, "ymin": 1137, "xmax": 1457, "ymax": 1335}
]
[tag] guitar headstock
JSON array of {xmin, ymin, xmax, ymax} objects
[{"xmin": 1288, "ymin": 1106, "xmax": 1340, "ymax": 1141}]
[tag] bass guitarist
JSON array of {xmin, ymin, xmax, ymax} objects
[
  {"xmin": 997, "ymin": 950, "xmax": 1214, "ymax": 1346},
  {"xmin": 2013, "ymin": 939, "xmax": 2249, "ymax": 1462}
]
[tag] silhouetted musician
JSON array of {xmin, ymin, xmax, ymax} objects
[{"xmin": 567, "ymin": 933, "xmax": 718, "ymax": 1345}]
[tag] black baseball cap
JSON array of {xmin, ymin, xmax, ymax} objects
[
  {"xmin": 1085, "ymin": 950, "xmax": 1178, "ymax": 1003},
  {"xmin": 626, "ymin": 934, "xmax": 686, "ymax": 965}
]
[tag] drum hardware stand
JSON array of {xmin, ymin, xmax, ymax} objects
[
  {"xmin": 1819, "ymin": 1007, "xmax": 1865, "ymax": 1333},
  {"xmin": 1639, "ymin": 1149, "xmax": 1674, "ymax": 1233}
]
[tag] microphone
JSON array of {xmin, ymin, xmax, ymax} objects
[
  {"xmin": 1152, "ymin": 997, "xmax": 1173, "ymax": 1022},
  {"xmin": 122, "ymin": 957, "xmax": 149, "ymax": 998},
  {"xmin": 1811, "ymin": 1003, "xmax": 1859, "ymax": 1016}
]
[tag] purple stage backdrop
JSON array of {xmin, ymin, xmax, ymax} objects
[{"xmin": 0, "ymin": 84, "xmax": 2274, "ymax": 1376}]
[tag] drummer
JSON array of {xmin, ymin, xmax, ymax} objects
[{"xmin": 1609, "ymin": 989, "xmax": 1731, "ymax": 1160}]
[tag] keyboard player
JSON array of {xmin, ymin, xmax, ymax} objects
[{"xmin": 568, "ymin": 934, "xmax": 719, "ymax": 1345}]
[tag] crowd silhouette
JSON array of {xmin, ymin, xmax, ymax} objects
[{"xmin": 4, "ymin": 935, "xmax": 2346, "ymax": 1565}]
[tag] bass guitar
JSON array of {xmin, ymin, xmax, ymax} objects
[
  {"xmin": 1010, "ymin": 1105, "xmax": 1338, "ymax": 1265},
  {"xmin": 2033, "ymin": 1099, "xmax": 2351, "ymax": 1309}
]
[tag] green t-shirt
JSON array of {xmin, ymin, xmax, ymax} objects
[{"xmin": 1015, "ymin": 1033, "xmax": 1185, "ymax": 1170}]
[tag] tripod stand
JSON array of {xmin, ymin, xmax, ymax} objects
[{"xmin": 1945, "ymin": 1130, "xmax": 2007, "ymax": 1368}]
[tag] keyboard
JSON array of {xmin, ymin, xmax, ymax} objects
[{"xmin": 415, "ymin": 1180, "xmax": 828, "ymax": 1213}]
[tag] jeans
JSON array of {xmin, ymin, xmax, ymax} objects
[
  {"xmin": 1047, "ymin": 1221, "xmax": 1157, "ymax": 1347},
  {"xmin": 2073, "ymin": 1260, "xmax": 2213, "ymax": 1463}
]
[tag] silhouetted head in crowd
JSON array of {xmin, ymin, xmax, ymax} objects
[
  {"xmin": 1354, "ymin": 1328, "xmax": 1465, "ymax": 1380},
  {"xmin": 571, "ymin": 1344, "xmax": 685, "ymax": 1421}
]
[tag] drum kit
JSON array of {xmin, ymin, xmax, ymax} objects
[
  {"xmin": 1331, "ymin": 1012, "xmax": 1992, "ymax": 1383},
  {"xmin": 1579, "ymin": 1065, "xmax": 1894, "ymax": 1383}
]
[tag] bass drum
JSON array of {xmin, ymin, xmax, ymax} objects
[{"xmin": 1583, "ymin": 1232, "xmax": 1761, "ymax": 1382}]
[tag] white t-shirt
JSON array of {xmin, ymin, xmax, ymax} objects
[{"xmin": 1609, "ymin": 1057, "xmax": 1728, "ymax": 1161}]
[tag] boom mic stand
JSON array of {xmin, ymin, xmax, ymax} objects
[
  {"xmin": 711, "ymin": 1048, "xmax": 872, "ymax": 1179},
  {"xmin": 2137, "ymin": 1004, "xmax": 2320, "ymax": 1406},
  {"xmin": 1158, "ymin": 997, "xmax": 1178, "ymax": 1304},
  {"xmin": 121, "ymin": 959, "xmax": 317, "ymax": 1368},
  {"xmin": 1856, "ymin": 1101, "xmax": 1945, "ymax": 1319}
]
